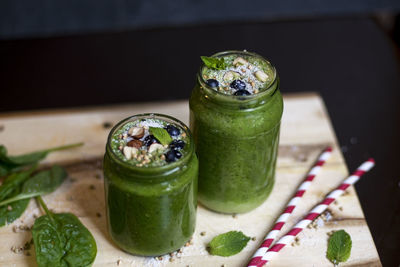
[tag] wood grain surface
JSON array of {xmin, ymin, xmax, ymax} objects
[{"xmin": 0, "ymin": 93, "xmax": 381, "ymax": 266}]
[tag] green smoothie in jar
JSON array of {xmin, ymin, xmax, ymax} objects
[
  {"xmin": 189, "ymin": 50, "xmax": 283, "ymax": 213},
  {"xmin": 103, "ymin": 114, "xmax": 198, "ymax": 256}
]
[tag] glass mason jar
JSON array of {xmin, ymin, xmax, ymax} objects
[
  {"xmin": 189, "ymin": 50, "xmax": 283, "ymax": 213},
  {"xmin": 103, "ymin": 114, "xmax": 198, "ymax": 256}
]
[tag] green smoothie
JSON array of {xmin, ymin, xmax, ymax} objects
[
  {"xmin": 103, "ymin": 114, "xmax": 198, "ymax": 256},
  {"xmin": 190, "ymin": 50, "xmax": 283, "ymax": 213}
]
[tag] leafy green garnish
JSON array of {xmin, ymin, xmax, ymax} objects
[
  {"xmin": 33, "ymin": 196, "xmax": 97, "ymax": 267},
  {"xmin": 0, "ymin": 198, "xmax": 30, "ymax": 227},
  {"xmin": 0, "ymin": 165, "xmax": 67, "ymax": 207},
  {"xmin": 208, "ymin": 231, "xmax": 250, "ymax": 257},
  {"xmin": 201, "ymin": 56, "xmax": 227, "ymax": 70},
  {"xmin": 0, "ymin": 166, "xmax": 37, "ymax": 226},
  {"xmin": 327, "ymin": 230, "xmax": 352, "ymax": 265},
  {"xmin": 149, "ymin": 127, "xmax": 172, "ymax": 146},
  {"xmin": 0, "ymin": 143, "xmax": 83, "ymax": 176}
]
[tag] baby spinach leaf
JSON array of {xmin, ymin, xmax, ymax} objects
[
  {"xmin": 33, "ymin": 197, "xmax": 97, "ymax": 267},
  {"xmin": 0, "ymin": 167, "xmax": 37, "ymax": 227},
  {"xmin": 0, "ymin": 198, "xmax": 30, "ymax": 227},
  {"xmin": 0, "ymin": 166, "xmax": 37, "ymax": 201},
  {"xmin": 0, "ymin": 165, "xmax": 67, "ymax": 207},
  {"xmin": 208, "ymin": 231, "xmax": 250, "ymax": 257},
  {"xmin": 327, "ymin": 230, "xmax": 352, "ymax": 265},
  {"xmin": 201, "ymin": 56, "xmax": 227, "ymax": 70},
  {"xmin": 0, "ymin": 143, "xmax": 83, "ymax": 176}
]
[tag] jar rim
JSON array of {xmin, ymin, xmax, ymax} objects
[
  {"xmin": 105, "ymin": 113, "xmax": 194, "ymax": 179},
  {"xmin": 197, "ymin": 50, "xmax": 278, "ymax": 104}
]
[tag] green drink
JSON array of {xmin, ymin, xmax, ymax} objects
[
  {"xmin": 190, "ymin": 50, "xmax": 283, "ymax": 213},
  {"xmin": 103, "ymin": 114, "xmax": 198, "ymax": 256}
]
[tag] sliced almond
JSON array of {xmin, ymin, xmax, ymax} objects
[
  {"xmin": 148, "ymin": 143, "xmax": 164, "ymax": 154},
  {"xmin": 123, "ymin": 146, "xmax": 133, "ymax": 160},
  {"xmin": 127, "ymin": 139, "xmax": 142, "ymax": 149},
  {"xmin": 254, "ymin": 70, "xmax": 268, "ymax": 82},
  {"xmin": 128, "ymin": 127, "xmax": 145, "ymax": 139},
  {"xmin": 233, "ymin": 57, "xmax": 248, "ymax": 66}
]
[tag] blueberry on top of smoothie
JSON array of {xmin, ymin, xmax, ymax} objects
[
  {"xmin": 206, "ymin": 79, "xmax": 219, "ymax": 88},
  {"xmin": 234, "ymin": 89, "xmax": 251, "ymax": 96},
  {"xmin": 165, "ymin": 125, "xmax": 180, "ymax": 137},
  {"xmin": 144, "ymin": 135, "xmax": 159, "ymax": 147},
  {"xmin": 230, "ymin": 80, "xmax": 246, "ymax": 90},
  {"xmin": 165, "ymin": 150, "xmax": 182, "ymax": 162},
  {"xmin": 169, "ymin": 139, "xmax": 185, "ymax": 150}
]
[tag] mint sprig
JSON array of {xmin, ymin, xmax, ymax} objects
[
  {"xmin": 149, "ymin": 127, "xmax": 172, "ymax": 146},
  {"xmin": 201, "ymin": 56, "xmax": 227, "ymax": 70},
  {"xmin": 327, "ymin": 230, "xmax": 352, "ymax": 265},
  {"xmin": 208, "ymin": 231, "xmax": 250, "ymax": 257}
]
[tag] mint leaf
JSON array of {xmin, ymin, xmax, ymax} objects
[
  {"xmin": 208, "ymin": 231, "xmax": 250, "ymax": 257},
  {"xmin": 201, "ymin": 56, "xmax": 227, "ymax": 70},
  {"xmin": 149, "ymin": 127, "xmax": 172, "ymax": 146},
  {"xmin": 327, "ymin": 230, "xmax": 352, "ymax": 265}
]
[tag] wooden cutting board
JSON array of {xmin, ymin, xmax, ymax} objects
[{"xmin": 0, "ymin": 93, "xmax": 381, "ymax": 267}]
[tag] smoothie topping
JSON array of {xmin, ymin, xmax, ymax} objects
[
  {"xmin": 113, "ymin": 118, "xmax": 187, "ymax": 167},
  {"xmin": 201, "ymin": 52, "xmax": 274, "ymax": 95}
]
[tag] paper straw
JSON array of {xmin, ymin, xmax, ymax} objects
[
  {"xmin": 247, "ymin": 146, "xmax": 332, "ymax": 266},
  {"xmin": 247, "ymin": 158, "xmax": 375, "ymax": 267}
]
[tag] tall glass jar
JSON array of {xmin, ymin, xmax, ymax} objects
[
  {"xmin": 189, "ymin": 51, "xmax": 283, "ymax": 213},
  {"xmin": 103, "ymin": 114, "xmax": 198, "ymax": 256}
]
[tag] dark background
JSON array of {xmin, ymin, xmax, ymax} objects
[{"xmin": 1, "ymin": 1, "xmax": 399, "ymax": 266}]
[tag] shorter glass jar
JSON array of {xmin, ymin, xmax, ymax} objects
[{"xmin": 103, "ymin": 114, "xmax": 198, "ymax": 256}]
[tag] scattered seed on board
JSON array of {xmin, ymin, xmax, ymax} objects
[
  {"xmin": 103, "ymin": 122, "xmax": 113, "ymax": 129},
  {"xmin": 251, "ymin": 237, "xmax": 256, "ymax": 241},
  {"xmin": 117, "ymin": 259, "xmax": 122, "ymax": 265},
  {"xmin": 200, "ymin": 231, "xmax": 206, "ymax": 236}
]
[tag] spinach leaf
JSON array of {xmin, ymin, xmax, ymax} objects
[
  {"xmin": 33, "ymin": 197, "xmax": 97, "ymax": 267},
  {"xmin": 0, "ymin": 199, "xmax": 30, "ymax": 227},
  {"xmin": 0, "ymin": 167, "xmax": 36, "ymax": 227},
  {"xmin": 0, "ymin": 166, "xmax": 37, "ymax": 201},
  {"xmin": 0, "ymin": 165, "xmax": 67, "ymax": 207},
  {"xmin": 0, "ymin": 143, "xmax": 83, "ymax": 176}
]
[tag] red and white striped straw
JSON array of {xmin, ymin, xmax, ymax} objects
[
  {"xmin": 247, "ymin": 158, "xmax": 375, "ymax": 267},
  {"xmin": 247, "ymin": 146, "xmax": 332, "ymax": 266}
]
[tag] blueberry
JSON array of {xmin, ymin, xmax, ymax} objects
[
  {"xmin": 230, "ymin": 80, "xmax": 246, "ymax": 90},
  {"xmin": 165, "ymin": 125, "xmax": 180, "ymax": 137},
  {"xmin": 143, "ymin": 135, "xmax": 159, "ymax": 147},
  {"xmin": 206, "ymin": 79, "xmax": 219, "ymax": 88},
  {"xmin": 165, "ymin": 150, "xmax": 182, "ymax": 162},
  {"xmin": 169, "ymin": 139, "xmax": 185, "ymax": 150},
  {"xmin": 234, "ymin": 89, "xmax": 251, "ymax": 96}
]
